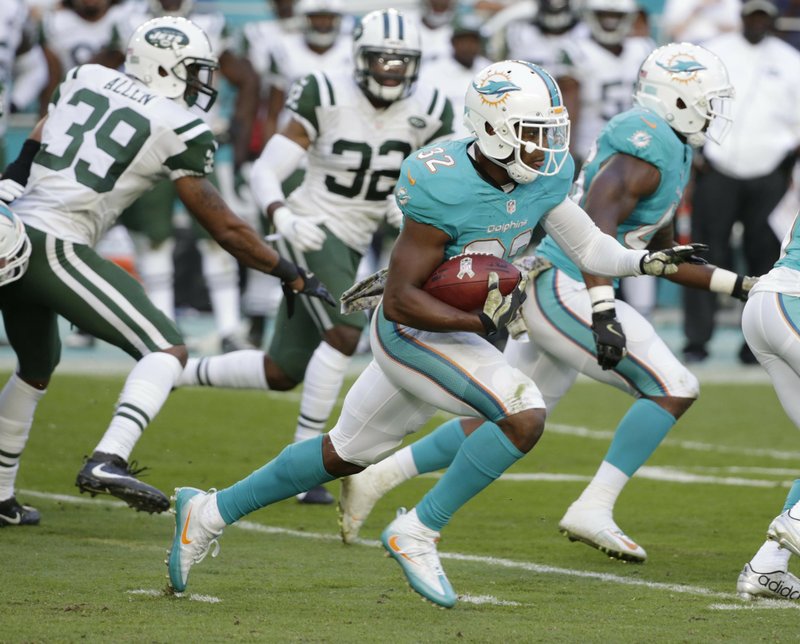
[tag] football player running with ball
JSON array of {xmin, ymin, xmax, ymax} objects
[
  {"xmin": 166, "ymin": 57, "xmax": 704, "ymax": 607},
  {"xmin": 173, "ymin": 8, "xmax": 454, "ymax": 505},
  {"xmin": 339, "ymin": 43, "xmax": 757, "ymax": 568},
  {"xmin": 0, "ymin": 16, "xmax": 333, "ymax": 521}
]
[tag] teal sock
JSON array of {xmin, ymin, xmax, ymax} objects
[
  {"xmin": 410, "ymin": 417, "xmax": 467, "ymax": 473},
  {"xmin": 416, "ymin": 422, "xmax": 523, "ymax": 531},
  {"xmin": 604, "ymin": 399, "xmax": 676, "ymax": 477},
  {"xmin": 216, "ymin": 435, "xmax": 334, "ymax": 524},
  {"xmin": 783, "ymin": 479, "xmax": 800, "ymax": 512}
]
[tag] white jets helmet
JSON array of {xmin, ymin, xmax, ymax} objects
[
  {"xmin": 0, "ymin": 204, "xmax": 31, "ymax": 286},
  {"xmin": 125, "ymin": 16, "xmax": 219, "ymax": 111},
  {"xmin": 582, "ymin": 0, "xmax": 638, "ymax": 46},
  {"xmin": 353, "ymin": 9, "xmax": 421, "ymax": 104},
  {"xmin": 296, "ymin": 0, "xmax": 343, "ymax": 48},
  {"xmin": 464, "ymin": 60, "xmax": 570, "ymax": 184},
  {"xmin": 634, "ymin": 42, "xmax": 734, "ymax": 147},
  {"xmin": 147, "ymin": 0, "xmax": 195, "ymax": 18}
]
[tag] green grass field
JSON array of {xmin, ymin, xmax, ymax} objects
[{"xmin": 3, "ymin": 371, "xmax": 800, "ymax": 642}]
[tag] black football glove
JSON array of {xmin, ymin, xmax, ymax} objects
[
  {"xmin": 478, "ymin": 272, "xmax": 528, "ymax": 342},
  {"xmin": 732, "ymin": 275, "xmax": 759, "ymax": 302},
  {"xmin": 282, "ymin": 266, "xmax": 336, "ymax": 318},
  {"xmin": 591, "ymin": 309, "xmax": 627, "ymax": 370},
  {"xmin": 640, "ymin": 243, "xmax": 709, "ymax": 276}
]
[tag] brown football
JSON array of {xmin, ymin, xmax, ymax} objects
[{"xmin": 422, "ymin": 254, "xmax": 521, "ymax": 312}]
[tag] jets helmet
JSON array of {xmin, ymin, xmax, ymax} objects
[
  {"xmin": 125, "ymin": 16, "xmax": 218, "ymax": 111},
  {"xmin": 353, "ymin": 9, "xmax": 421, "ymax": 104},
  {"xmin": 296, "ymin": 0, "xmax": 343, "ymax": 49},
  {"xmin": 582, "ymin": 0, "xmax": 638, "ymax": 46},
  {"xmin": 634, "ymin": 42, "xmax": 734, "ymax": 147},
  {"xmin": 0, "ymin": 204, "xmax": 31, "ymax": 286},
  {"xmin": 534, "ymin": 0, "xmax": 578, "ymax": 35},
  {"xmin": 465, "ymin": 60, "xmax": 570, "ymax": 184}
]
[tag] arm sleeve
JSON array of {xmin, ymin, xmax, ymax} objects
[
  {"xmin": 542, "ymin": 197, "xmax": 646, "ymax": 277},
  {"xmin": 249, "ymin": 133, "xmax": 307, "ymax": 212}
]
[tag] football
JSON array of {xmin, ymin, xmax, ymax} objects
[{"xmin": 422, "ymin": 253, "xmax": 521, "ymax": 312}]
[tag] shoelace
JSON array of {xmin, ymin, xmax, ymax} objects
[
  {"xmin": 189, "ymin": 489, "xmax": 222, "ymax": 563},
  {"xmin": 125, "ymin": 460, "xmax": 150, "ymax": 478}
]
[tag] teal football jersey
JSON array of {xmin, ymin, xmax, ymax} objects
[
  {"xmin": 537, "ymin": 107, "xmax": 692, "ymax": 284},
  {"xmin": 394, "ymin": 138, "xmax": 575, "ymax": 261},
  {"xmin": 775, "ymin": 214, "xmax": 800, "ymax": 272}
]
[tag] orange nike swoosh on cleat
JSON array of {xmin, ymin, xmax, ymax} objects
[
  {"xmin": 388, "ymin": 535, "xmax": 414, "ymax": 563},
  {"xmin": 618, "ymin": 535, "xmax": 639, "ymax": 550},
  {"xmin": 640, "ymin": 117, "xmax": 657, "ymax": 129},
  {"xmin": 407, "ymin": 170, "xmax": 416, "ymax": 186},
  {"xmin": 181, "ymin": 507, "xmax": 194, "ymax": 545}
]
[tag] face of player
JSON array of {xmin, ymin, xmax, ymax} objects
[
  {"xmin": 516, "ymin": 124, "xmax": 548, "ymax": 170},
  {"xmin": 366, "ymin": 52, "xmax": 413, "ymax": 89},
  {"xmin": 73, "ymin": 0, "xmax": 110, "ymax": 20},
  {"xmin": 306, "ymin": 12, "xmax": 339, "ymax": 37},
  {"xmin": 451, "ymin": 32, "xmax": 481, "ymax": 69},
  {"xmin": 157, "ymin": 0, "xmax": 185, "ymax": 13},
  {"xmin": 269, "ymin": 0, "xmax": 294, "ymax": 20}
]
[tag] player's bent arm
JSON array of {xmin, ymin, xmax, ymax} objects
[
  {"xmin": 581, "ymin": 153, "xmax": 660, "ymax": 290},
  {"xmin": 250, "ymin": 121, "xmax": 310, "ymax": 215},
  {"xmin": 175, "ymin": 175, "xmax": 302, "ymax": 290},
  {"xmin": 382, "ymin": 219, "xmax": 486, "ymax": 333},
  {"xmin": 543, "ymin": 198, "xmax": 645, "ymax": 278}
]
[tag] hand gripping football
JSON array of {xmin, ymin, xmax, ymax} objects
[{"xmin": 422, "ymin": 253, "xmax": 522, "ymax": 312}]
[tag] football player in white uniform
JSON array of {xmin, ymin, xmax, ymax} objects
[
  {"xmin": 176, "ymin": 8, "xmax": 454, "ymax": 505},
  {"xmin": 502, "ymin": 0, "xmax": 581, "ymax": 73},
  {"xmin": 0, "ymin": 17, "xmax": 333, "ymax": 522}
]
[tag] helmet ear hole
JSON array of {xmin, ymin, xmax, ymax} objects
[
  {"xmin": 158, "ymin": 66, "xmax": 169, "ymax": 78},
  {"xmin": 676, "ymin": 98, "xmax": 687, "ymax": 110}
]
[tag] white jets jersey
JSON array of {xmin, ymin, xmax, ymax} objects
[
  {"xmin": 270, "ymin": 32, "xmax": 352, "ymax": 92},
  {"xmin": 558, "ymin": 36, "xmax": 654, "ymax": 160},
  {"xmin": 419, "ymin": 55, "xmax": 491, "ymax": 138},
  {"xmin": 283, "ymin": 70, "xmax": 454, "ymax": 254},
  {"xmin": 13, "ymin": 64, "xmax": 216, "ymax": 247},
  {"xmin": 0, "ymin": 0, "xmax": 28, "ymax": 137},
  {"xmin": 240, "ymin": 19, "xmax": 297, "ymax": 95},
  {"xmin": 41, "ymin": 3, "xmax": 135, "ymax": 73},
  {"xmin": 402, "ymin": 10, "xmax": 453, "ymax": 64},
  {"xmin": 503, "ymin": 22, "xmax": 586, "ymax": 77}
]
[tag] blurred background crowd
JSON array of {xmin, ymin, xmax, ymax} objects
[{"xmin": 3, "ymin": 0, "xmax": 800, "ymax": 365}]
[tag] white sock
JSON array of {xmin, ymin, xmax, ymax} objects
[
  {"xmin": 137, "ymin": 239, "xmax": 175, "ymax": 320},
  {"xmin": 0, "ymin": 374, "xmax": 46, "ymax": 500},
  {"xmin": 364, "ymin": 448, "xmax": 417, "ymax": 495},
  {"xmin": 178, "ymin": 350, "xmax": 267, "ymax": 388},
  {"xmin": 750, "ymin": 539, "xmax": 792, "ymax": 573},
  {"xmin": 94, "ymin": 352, "xmax": 183, "ymax": 461},
  {"xmin": 199, "ymin": 239, "xmax": 241, "ymax": 338},
  {"xmin": 203, "ymin": 492, "xmax": 227, "ymax": 531},
  {"xmin": 574, "ymin": 460, "xmax": 630, "ymax": 513},
  {"xmin": 294, "ymin": 342, "xmax": 351, "ymax": 443}
]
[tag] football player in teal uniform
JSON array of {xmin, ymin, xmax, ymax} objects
[
  {"xmin": 339, "ymin": 43, "xmax": 757, "ymax": 574},
  {"xmin": 166, "ymin": 56, "xmax": 703, "ymax": 606},
  {"xmin": 740, "ymin": 212, "xmax": 800, "ymax": 600}
]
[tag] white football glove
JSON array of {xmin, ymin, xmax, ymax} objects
[
  {"xmin": 640, "ymin": 243, "xmax": 709, "ymax": 276},
  {"xmin": 0, "ymin": 179, "xmax": 24, "ymax": 203},
  {"xmin": 385, "ymin": 197, "xmax": 403, "ymax": 228},
  {"xmin": 272, "ymin": 206, "xmax": 326, "ymax": 252}
]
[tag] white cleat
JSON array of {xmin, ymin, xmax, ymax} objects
[
  {"xmin": 167, "ymin": 487, "xmax": 223, "ymax": 593},
  {"xmin": 767, "ymin": 510, "xmax": 800, "ymax": 557},
  {"xmin": 559, "ymin": 502, "xmax": 647, "ymax": 563},
  {"xmin": 338, "ymin": 469, "xmax": 386, "ymax": 544},
  {"xmin": 381, "ymin": 508, "xmax": 456, "ymax": 608},
  {"xmin": 736, "ymin": 563, "xmax": 800, "ymax": 600}
]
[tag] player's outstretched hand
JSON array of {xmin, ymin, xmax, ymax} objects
[
  {"xmin": 272, "ymin": 206, "xmax": 326, "ymax": 252},
  {"xmin": 640, "ymin": 243, "xmax": 709, "ymax": 276},
  {"xmin": 0, "ymin": 179, "xmax": 24, "ymax": 203},
  {"xmin": 591, "ymin": 310, "xmax": 627, "ymax": 370},
  {"xmin": 479, "ymin": 271, "xmax": 528, "ymax": 342},
  {"xmin": 282, "ymin": 266, "xmax": 336, "ymax": 318}
]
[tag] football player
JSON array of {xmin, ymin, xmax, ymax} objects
[
  {"xmin": 175, "ymin": 7, "xmax": 454, "ymax": 505},
  {"xmin": 164, "ymin": 54, "xmax": 704, "ymax": 605},
  {"xmin": 738, "ymin": 212, "xmax": 800, "ymax": 600},
  {"xmin": 337, "ymin": 44, "xmax": 754, "ymax": 569},
  {"xmin": 0, "ymin": 16, "xmax": 333, "ymax": 522}
]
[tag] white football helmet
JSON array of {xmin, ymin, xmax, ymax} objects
[
  {"xmin": 147, "ymin": 0, "xmax": 195, "ymax": 18},
  {"xmin": 0, "ymin": 204, "xmax": 31, "ymax": 286},
  {"xmin": 582, "ymin": 0, "xmax": 637, "ymax": 46},
  {"xmin": 296, "ymin": 0, "xmax": 342, "ymax": 48},
  {"xmin": 465, "ymin": 60, "xmax": 570, "ymax": 184},
  {"xmin": 634, "ymin": 42, "xmax": 734, "ymax": 147},
  {"xmin": 353, "ymin": 9, "xmax": 421, "ymax": 104},
  {"xmin": 125, "ymin": 16, "xmax": 218, "ymax": 111}
]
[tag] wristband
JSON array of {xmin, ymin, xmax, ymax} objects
[
  {"xmin": 709, "ymin": 268, "xmax": 738, "ymax": 295},
  {"xmin": 270, "ymin": 256, "xmax": 300, "ymax": 284},
  {"xmin": 588, "ymin": 284, "xmax": 616, "ymax": 313},
  {"xmin": 2, "ymin": 139, "xmax": 41, "ymax": 184}
]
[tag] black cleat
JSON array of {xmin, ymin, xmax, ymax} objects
[
  {"xmin": 297, "ymin": 484, "xmax": 335, "ymax": 505},
  {"xmin": 76, "ymin": 452, "xmax": 170, "ymax": 513},
  {"xmin": 0, "ymin": 496, "xmax": 40, "ymax": 526}
]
